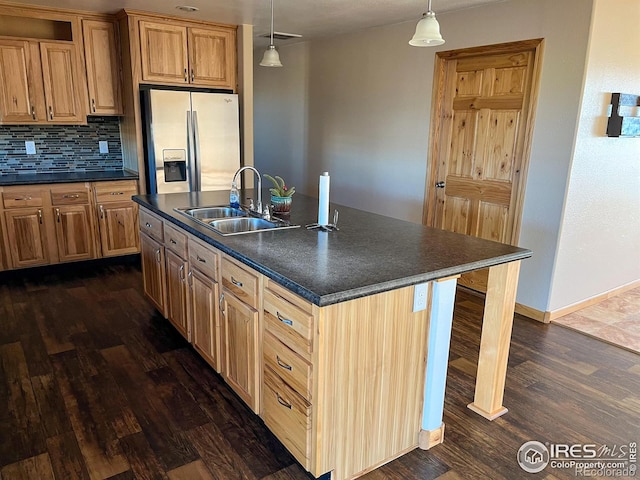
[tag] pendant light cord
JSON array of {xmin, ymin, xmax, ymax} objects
[{"xmin": 270, "ymin": 0, "xmax": 275, "ymax": 45}]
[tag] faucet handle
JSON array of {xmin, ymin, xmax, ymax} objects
[
  {"xmin": 247, "ymin": 198, "xmax": 255, "ymax": 211},
  {"xmin": 262, "ymin": 204, "xmax": 272, "ymax": 221}
]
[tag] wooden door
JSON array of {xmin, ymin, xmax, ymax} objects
[
  {"xmin": 140, "ymin": 233, "xmax": 166, "ymax": 315},
  {"xmin": 222, "ymin": 289, "xmax": 259, "ymax": 411},
  {"xmin": 188, "ymin": 27, "xmax": 236, "ymax": 89},
  {"xmin": 190, "ymin": 267, "xmax": 219, "ymax": 371},
  {"xmin": 82, "ymin": 19, "xmax": 123, "ymax": 115},
  {"xmin": 425, "ymin": 39, "xmax": 543, "ymax": 290},
  {"xmin": 139, "ymin": 21, "xmax": 188, "ymax": 84},
  {"xmin": 54, "ymin": 205, "xmax": 95, "ymax": 262},
  {"xmin": 4, "ymin": 208, "xmax": 50, "ymax": 268},
  {"xmin": 165, "ymin": 249, "xmax": 189, "ymax": 340},
  {"xmin": 0, "ymin": 40, "xmax": 45, "ymax": 123},
  {"xmin": 97, "ymin": 201, "xmax": 139, "ymax": 257},
  {"xmin": 40, "ymin": 42, "xmax": 85, "ymax": 123}
]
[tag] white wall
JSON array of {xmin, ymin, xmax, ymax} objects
[
  {"xmin": 254, "ymin": 0, "xmax": 593, "ymax": 312},
  {"xmin": 549, "ymin": 0, "xmax": 640, "ymax": 311}
]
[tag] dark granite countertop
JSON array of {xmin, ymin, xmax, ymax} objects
[
  {"xmin": 0, "ymin": 170, "xmax": 139, "ymax": 186},
  {"xmin": 133, "ymin": 190, "xmax": 532, "ymax": 306}
]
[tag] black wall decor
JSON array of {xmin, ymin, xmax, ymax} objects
[{"xmin": 606, "ymin": 93, "xmax": 640, "ymax": 137}]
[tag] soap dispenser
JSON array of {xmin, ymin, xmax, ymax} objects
[{"xmin": 229, "ymin": 181, "xmax": 240, "ymax": 208}]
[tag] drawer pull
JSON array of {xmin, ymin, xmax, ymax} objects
[
  {"xmin": 62, "ymin": 194, "xmax": 80, "ymax": 199},
  {"xmin": 170, "ymin": 238, "xmax": 177, "ymax": 245},
  {"xmin": 196, "ymin": 255, "xmax": 206, "ymax": 263},
  {"xmin": 276, "ymin": 355, "xmax": 292, "ymax": 371},
  {"xmin": 15, "ymin": 195, "xmax": 32, "ymax": 201},
  {"xmin": 110, "ymin": 192, "xmax": 124, "ymax": 196},
  {"xmin": 231, "ymin": 276, "xmax": 243, "ymax": 287},
  {"xmin": 145, "ymin": 222, "xmax": 152, "ymax": 228},
  {"xmin": 276, "ymin": 311, "xmax": 293, "ymax": 326},
  {"xmin": 276, "ymin": 393, "xmax": 292, "ymax": 409}
]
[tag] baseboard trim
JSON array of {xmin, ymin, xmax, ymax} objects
[
  {"xmin": 419, "ymin": 423, "xmax": 445, "ymax": 450},
  {"xmin": 548, "ymin": 279, "xmax": 640, "ymax": 322},
  {"xmin": 514, "ymin": 303, "xmax": 547, "ymax": 323}
]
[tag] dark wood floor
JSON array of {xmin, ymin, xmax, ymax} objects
[{"xmin": 0, "ymin": 260, "xmax": 638, "ymax": 480}]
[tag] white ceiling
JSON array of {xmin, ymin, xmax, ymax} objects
[{"xmin": 8, "ymin": 0, "xmax": 505, "ymax": 45}]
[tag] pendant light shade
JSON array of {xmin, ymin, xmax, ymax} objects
[
  {"xmin": 260, "ymin": 0, "xmax": 283, "ymax": 67},
  {"xmin": 409, "ymin": 0, "xmax": 445, "ymax": 47}
]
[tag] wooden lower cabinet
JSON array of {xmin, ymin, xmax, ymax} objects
[
  {"xmin": 221, "ymin": 289, "xmax": 259, "ymax": 412},
  {"xmin": 140, "ymin": 232, "xmax": 166, "ymax": 315},
  {"xmin": 165, "ymin": 249, "xmax": 190, "ymax": 340},
  {"xmin": 53, "ymin": 205, "xmax": 95, "ymax": 262},
  {"xmin": 97, "ymin": 201, "xmax": 139, "ymax": 257},
  {"xmin": 4, "ymin": 208, "xmax": 50, "ymax": 268},
  {"xmin": 190, "ymin": 267, "xmax": 220, "ymax": 371}
]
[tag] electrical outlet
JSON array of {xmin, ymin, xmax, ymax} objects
[
  {"xmin": 25, "ymin": 141, "xmax": 36, "ymax": 155},
  {"xmin": 413, "ymin": 283, "xmax": 428, "ymax": 312},
  {"xmin": 99, "ymin": 141, "xmax": 109, "ymax": 154}
]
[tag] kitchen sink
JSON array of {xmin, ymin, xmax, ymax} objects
[
  {"xmin": 176, "ymin": 206, "xmax": 247, "ymax": 220},
  {"xmin": 174, "ymin": 205, "xmax": 299, "ymax": 236}
]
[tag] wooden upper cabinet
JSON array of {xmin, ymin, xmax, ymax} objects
[
  {"xmin": 139, "ymin": 21, "xmax": 189, "ymax": 84},
  {"xmin": 82, "ymin": 19, "xmax": 123, "ymax": 115},
  {"xmin": 0, "ymin": 40, "xmax": 45, "ymax": 123},
  {"xmin": 139, "ymin": 20, "xmax": 236, "ymax": 90},
  {"xmin": 188, "ymin": 27, "xmax": 236, "ymax": 88},
  {"xmin": 40, "ymin": 42, "xmax": 86, "ymax": 123}
]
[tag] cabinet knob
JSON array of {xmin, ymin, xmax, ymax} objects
[{"xmin": 435, "ymin": 181, "xmax": 446, "ymax": 189}]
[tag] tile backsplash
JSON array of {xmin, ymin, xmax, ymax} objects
[{"xmin": 0, "ymin": 117, "xmax": 123, "ymax": 174}]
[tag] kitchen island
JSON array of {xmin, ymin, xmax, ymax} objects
[{"xmin": 133, "ymin": 190, "xmax": 531, "ymax": 480}]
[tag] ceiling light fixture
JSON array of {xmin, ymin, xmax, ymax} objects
[
  {"xmin": 260, "ymin": 0, "xmax": 283, "ymax": 67},
  {"xmin": 175, "ymin": 5, "xmax": 199, "ymax": 12},
  {"xmin": 409, "ymin": 0, "xmax": 445, "ymax": 47}
]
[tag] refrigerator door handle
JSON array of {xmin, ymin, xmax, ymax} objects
[
  {"xmin": 192, "ymin": 110, "xmax": 201, "ymax": 192},
  {"xmin": 186, "ymin": 111, "xmax": 197, "ymax": 192}
]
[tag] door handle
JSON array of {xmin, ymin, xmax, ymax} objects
[
  {"xmin": 435, "ymin": 181, "xmax": 446, "ymax": 188},
  {"xmin": 184, "ymin": 68, "xmax": 188, "ymax": 82},
  {"xmin": 56, "ymin": 208, "xmax": 60, "ymax": 223},
  {"xmin": 38, "ymin": 209, "xmax": 43, "ymax": 224},
  {"xmin": 91, "ymin": 98, "xmax": 96, "ymax": 112},
  {"xmin": 48, "ymin": 105, "xmax": 53, "ymax": 120}
]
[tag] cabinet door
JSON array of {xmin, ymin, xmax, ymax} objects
[
  {"xmin": 53, "ymin": 205, "xmax": 95, "ymax": 262},
  {"xmin": 139, "ymin": 21, "xmax": 188, "ymax": 84},
  {"xmin": 221, "ymin": 289, "xmax": 259, "ymax": 412},
  {"xmin": 0, "ymin": 40, "xmax": 45, "ymax": 123},
  {"xmin": 98, "ymin": 201, "xmax": 139, "ymax": 257},
  {"xmin": 4, "ymin": 208, "xmax": 50, "ymax": 268},
  {"xmin": 187, "ymin": 27, "xmax": 236, "ymax": 89},
  {"xmin": 190, "ymin": 267, "xmax": 220, "ymax": 371},
  {"xmin": 82, "ymin": 19, "xmax": 123, "ymax": 115},
  {"xmin": 166, "ymin": 249, "xmax": 190, "ymax": 340},
  {"xmin": 40, "ymin": 42, "xmax": 85, "ymax": 123},
  {"xmin": 140, "ymin": 233, "xmax": 166, "ymax": 315}
]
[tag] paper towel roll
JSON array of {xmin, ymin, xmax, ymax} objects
[{"xmin": 318, "ymin": 172, "xmax": 330, "ymax": 225}]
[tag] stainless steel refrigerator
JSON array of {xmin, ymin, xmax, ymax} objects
[{"xmin": 142, "ymin": 88, "xmax": 240, "ymax": 194}]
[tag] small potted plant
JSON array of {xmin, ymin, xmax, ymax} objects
[{"xmin": 264, "ymin": 174, "xmax": 295, "ymax": 215}]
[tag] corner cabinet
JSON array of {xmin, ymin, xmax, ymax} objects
[{"xmin": 138, "ymin": 19, "xmax": 236, "ymax": 89}]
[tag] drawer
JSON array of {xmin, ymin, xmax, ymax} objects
[
  {"xmin": 264, "ymin": 332, "xmax": 312, "ymax": 400},
  {"xmin": 262, "ymin": 366, "xmax": 311, "ymax": 468},
  {"xmin": 139, "ymin": 208, "xmax": 164, "ymax": 242},
  {"xmin": 163, "ymin": 222, "xmax": 187, "ymax": 258},
  {"xmin": 221, "ymin": 257, "xmax": 259, "ymax": 308},
  {"xmin": 51, "ymin": 189, "xmax": 89, "ymax": 205},
  {"xmin": 2, "ymin": 190, "xmax": 44, "ymax": 208},
  {"xmin": 188, "ymin": 236, "xmax": 218, "ymax": 280},
  {"xmin": 94, "ymin": 180, "xmax": 138, "ymax": 203},
  {"xmin": 264, "ymin": 287, "xmax": 314, "ymax": 361}
]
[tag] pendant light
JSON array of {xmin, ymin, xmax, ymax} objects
[
  {"xmin": 409, "ymin": 0, "xmax": 445, "ymax": 47},
  {"xmin": 260, "ymin": 0, "xmax": 283, "ymax": 67}
]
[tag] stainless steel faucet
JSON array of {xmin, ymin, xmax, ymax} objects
[{"xmin": 232, "ymin": 166, "xmax": 263, "ymax": 215}]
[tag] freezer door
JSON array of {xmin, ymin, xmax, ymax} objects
[
  {"xmin": 191, "ymin": 92, "xmax": 241, "ymax": 191},
  {"xmin": 147, "ymin": 89, "xmax": 193, "ymax": 194}
]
